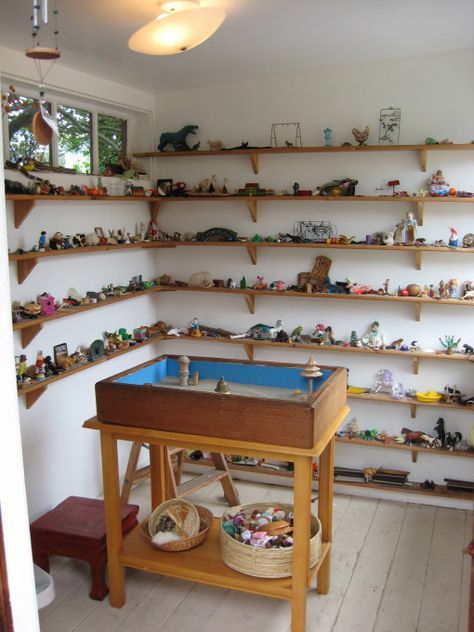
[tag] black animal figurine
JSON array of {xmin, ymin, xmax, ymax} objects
[
  {"xmin": 444, "ymin": 431, "xmax": 462, "ymax": 451},
  {"xmin": 462, "ymin": 343, "xmax": 474, "ymax": 354},
  {"xmin": 157, "ymin": 125, "xmax": 199, "ymax": 152},
  {"xmin": 434, "ymin": 418, "xmax": 446, "ymax": 446}
]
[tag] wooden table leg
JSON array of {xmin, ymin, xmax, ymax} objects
[
  {"xmin": 150, "ymin": 444, "xmax": 168, "ymax": 510},
  {"xmin": 291, "ymin": 454, "xmax": 313, "ymax": 632},
  {"xmin": 317, "ymin": 435, "xmax": 334, "ymax": 595},
  {"xmin": 100, "ymin": 431, "xmax": 125, "ymax": 607},
  {"xmin": 120, "ymin": 442, "xmax": 142, "ymax": 503},
  {"xmin": 209, "ymin": 452, "xmax": 240, "ymax": 506}
]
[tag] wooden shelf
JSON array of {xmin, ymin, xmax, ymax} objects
[
  {"xmin": 173, "ymin": 286, "xmax": 474, "ymax": 321},
  {"xmin": 149, "ymin": 239, "xmax": 474, "ymax": 269},
  {"xmin": 17, "ymin": 334, "xmax": 164, "ymax": 409},
  {"xmin": 336, "ymin": 436, "xmax": 474, "ymax": 463},
  {"xmin": 12, "ymin": 286, "xmax": 171, "ymax": 348},
  {"xmin": 348, "ymin": 391, "xmax": 474, "ymax": 418},
  {"xmin": 5, "ymin": 194, "xmax": 164, "ymax": 228},
  {"xmin": 144, "ymin": 194, "xmax": 474, "ymax": 226},
  {"xmin": 187, "ymin": 456, "xmax": 474, "ymax": 501},
  {"xmin": 167, "ymin": 334, "xmax": 474, "ymax": 375},
  {"xmin": 133, "ymin": 143, "xmax": 474, "ymax": 174},
  {"xmin": 8, "ymin": 242, "xmax": 176, "ymax": 284}
]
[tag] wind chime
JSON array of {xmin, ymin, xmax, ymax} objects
[{"xmin": 25, "ymin": 0, "xmax": 60, "ymax": 145}]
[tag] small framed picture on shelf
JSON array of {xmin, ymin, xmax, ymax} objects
[
  {"xmin": 53, "ymin": 343, "xmax": 68, "ymax": 366},
  {"xmin": 94, "ymin": 227, "xmax": 105, "ymax": 238},
  {"xmin": 157, "ymin": 178, "xmax": 173, "ymax": 196}
]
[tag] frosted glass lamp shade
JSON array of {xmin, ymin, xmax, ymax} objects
[{"xmin": 128, "ymin": 8, "xmax": 225, "ymax": 55}]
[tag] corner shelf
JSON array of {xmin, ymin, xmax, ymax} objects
[
  {"xmin": 348, "ymin": 391, "xmax": 473, "ymax": 418},
  {"xmin": 133, "ymin": 143, "xmax": 474, "ymax": 174},
  {"xmin": 172, "ymin": 286, "xmax": 474, "ymax": 321},
  {"xmin": 5, "ymin": 194, "xmax": 163, "ymax": 228},
  {"xmin": 151, "ymin": 239, "xmax": 474, "ymax": 270}
]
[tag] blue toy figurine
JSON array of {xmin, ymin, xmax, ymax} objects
[
  {"xmin": 38, "ymin": 231, "xmax": 47, "ymax": 251},
  {"xmin": 323, "ymin": 128, "xmax": 333, "ymax": 147}
]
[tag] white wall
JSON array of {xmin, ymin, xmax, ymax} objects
[{"xmin": 150, "ymin": 49, "xmax": 474, "ymax": 507}]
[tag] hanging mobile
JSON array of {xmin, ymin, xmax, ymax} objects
[{"xmin": 25, "ymin": 0, "xmax": 61, "ymax": 145}]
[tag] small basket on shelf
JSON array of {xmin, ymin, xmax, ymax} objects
[
  {"xmin": 220, "ymin": 502, "xmax": 321, "ymax": 578},
  {"xmin": 142, "ymin": 499, "xmax": 212, "ymax": 552}
]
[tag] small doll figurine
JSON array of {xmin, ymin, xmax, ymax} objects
[
  {"xmin": 404, "ymin": 211, "xmax": 417, "ymax": 245},
  {"xmin": 448, "ymin": 228, "xmax": 459, "ymax": 247},
  {"xmin": 429, "ymin": 169, "xmax": 449, "ymax": 196},
  {"xmin": 38, "ymin": 231, "xmax": 47, "ymax": 251},
  {"xmin": 448, "ymin": 278, "xmax": 459, "ymax": 298},
  {"xmin": 361, "ymin": 321, "xmax": 385, "ymax": 349},
  {"xmin": 35, "ymin": 351, "xmax": 46, "ymax": 381},
  {"xmin": 189, "ymin": 317, "xmax": 202, "ymax": 337}
]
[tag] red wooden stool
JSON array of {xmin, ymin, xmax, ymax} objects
[{"xmin": 30, "ymin": 496, "xmax": 139, "ymax": 600}]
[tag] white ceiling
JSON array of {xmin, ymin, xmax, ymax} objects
[{"xmin": 1, "ymin": 0, "xmax": 473, "ymax": 94}]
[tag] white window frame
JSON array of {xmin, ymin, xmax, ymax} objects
[{"xmin": 2, "ymin": 83, "xmax": 131, "ymax": 176}]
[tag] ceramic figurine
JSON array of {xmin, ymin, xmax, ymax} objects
[
  {"xmin": 38, "ymin": 231, "xmax": 48, "ymax": 251},
  {"xmin": 269, "ymin": 320, "xmax": 284, "ymax": 338},
  {"xmin": 16, "ymin": 354, "xmax": 28, "ymax": 383},
  {"xmin": 324, "ymin": 325, "xmax": 335, "ymax": 345},
  {"xmin": 439, "ymin": 280, "xmax": 450, "ymax": 299},
  {"xmin": 290, "ymin": 326, "xmax": 303, "ymax": 343},
  {"xmin": 361, "ymin": 321, "xmax": 385, "ymax": 349},
  {"xmin": 38, "ymin": 292, "xmax": 56, "ymax": 316},
  {"xmin": 350, "ymin": 330, "xmax": 359, "ymax": 347},
  {"xmin": 312, "ymin": 323, "xmax": 326, "ymax": 344},
  {"xmin": 352, "ymin": 126, "xmax": 369, "ymax": 146},
  {"xmin": 227, "ymin": 278, "xmax": 237, "ymax": 289},
  {"xmin": 448, "ymin": 228, "xmax": 459, "ymax": 247},
  {"xmin": 189, "ymin": 317, "xmax": 202, "ymax": 337},
  {"xmin": 429, "ymin": 169, "xmax": 449, "ymax": 196},
  {"xmin": 393, "ymin": 221, "xmax": 405, "ymax": 244},
  {"xmin": 35, "ymin": 351, "xmax": 46, "ymax": 381},
  {"xmin": 240, "ymin": 276, "xmax": 247, "ymax": 289},
  {"xmin": 404, "ymin": 211, "xmax": 417, "ymax": 245},
  {"xmin": 253, "ymin": 275, "xmax": 267, "ymax": 290},
  {"xmin": 323, "ymin": 128, "xmax": 333, "ymax": 147},
  {"xmin": 269, "ymin": 280, "xmax": 285, "ymax": 291},
  {"xmin": 383, "ymin": 278, "xmax": 390, "ymax": 295},
  {"xmin": 448, "ymin": 278, "xmax": 459, "ymax": 298},
  {"xmin": 383, "ymin": 232, "xmax": 394, "ymax": 246},
  {"xmin": 157, "ymin": 125, "xmax": 199, "ymax": 152}
]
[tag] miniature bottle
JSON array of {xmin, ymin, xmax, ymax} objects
[{"xmin": 178, "ymin": 355, "xmax": 190, "ymax": 386}]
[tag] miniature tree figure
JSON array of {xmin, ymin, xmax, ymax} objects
[{"xmin": 439, "ymin": 335, "xmax": 461, "ymax": 355}]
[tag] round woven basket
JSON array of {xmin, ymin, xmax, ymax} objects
[
  {"xmin": 220, "ymin": 502, "xmax": 321, "ymax": 578},
  {"xmin": 148, "ymin": 498, "xmax": 200, "ymax": 539},
  {"xmin": 142, "ymin": 504, "xmax": 213, "ymax": 552}
]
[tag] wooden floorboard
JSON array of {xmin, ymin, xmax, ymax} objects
[
  {"xmin": 372, "ymin": 503, "xmax": 436, "ymax": 632},
  {"xmin": 38, "ymin": 479, "xmax": 471, "ymax": 632},
  {"xmin": 417, "ymin": 508, "xmax": 467, "ymax": 632}
]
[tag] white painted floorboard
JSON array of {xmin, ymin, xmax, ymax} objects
[{"xmin": 38, "ymin": 478, "xmax": 472, "ymax": 632}]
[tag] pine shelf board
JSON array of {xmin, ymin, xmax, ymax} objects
[
  {"xmin": 149, "ymin": 194, "xmax": 474, "ymax": 203},
  {"xmin": 348, "ymin": 391, "xmax": 473, "ymax": 413},
  {"xmin": 336, "ymin": 437, "xmax": 474, "ymax": 459}
]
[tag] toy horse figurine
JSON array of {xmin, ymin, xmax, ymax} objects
[
  {"xmin": 434, "ymin": 418, "xmax": 446, "ymax": 446},
  {"xmin": 373, "ymin": 368, "xmax": 406, "ymax": 400}
]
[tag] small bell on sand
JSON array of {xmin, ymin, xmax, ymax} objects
[{"xmin": 215, "ymin": 376, "xmax": 230, "ymax": 394}]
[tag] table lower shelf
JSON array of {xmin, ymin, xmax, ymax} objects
[{"xmin": 119, "ymin": 518, "xmax": 330, "ymax": 600}]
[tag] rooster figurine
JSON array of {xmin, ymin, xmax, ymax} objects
[{"xmin": 352, "ymin": 126, "xmax": 369, "ymax": 146}]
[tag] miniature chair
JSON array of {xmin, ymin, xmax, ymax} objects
[
  {"xmin": 30, "ymin": 496, "xmax": 139, "ymax": 600},
  {"xmin": 120, "ymin": 443, "xmax": 240, "ymax": 506}
]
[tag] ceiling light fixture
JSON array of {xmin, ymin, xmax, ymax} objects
[{"xmin": 128, "ymin": 0, "xmax": 225, "ymax": 56}]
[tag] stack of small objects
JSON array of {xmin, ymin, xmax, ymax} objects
[{"xmin": 222, "ymin": 506, "xmax": 294, "ymax": 549}]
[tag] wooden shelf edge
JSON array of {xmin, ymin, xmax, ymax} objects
[
  {"xmin": 348, "ymin": 392, "xmax": 474, "ymax": 413},
  {"xmin": 336, "ymin": 437, "xmax": 474, "ymax": 459}
]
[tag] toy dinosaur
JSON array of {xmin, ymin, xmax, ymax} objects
[{"xmin": 157, "ymin": 125, "xmax": 199, "ymax": 152}]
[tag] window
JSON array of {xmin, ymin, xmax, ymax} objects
[
  {"xmin": 3, "ymin": 87, "xmax": 129, "ymax": 175},
  {"xmin": 98, "ymin": 113, "xmax": 127, "ymax": 175},
  {"xmin": 57, "ymin": 104, "xmax": 92, "ymax": 174},
  {"xmin": 7, "ymin": 96, "xmax": 51, "ymax": 165}
]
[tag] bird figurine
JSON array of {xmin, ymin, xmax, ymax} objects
[
  {"xmin": 352, "ymin": 126, "xmax": 369, "ymax": 146},
  {"xmin": 290, "ymin": 325, "xmax": 303, "ymax": 343}
]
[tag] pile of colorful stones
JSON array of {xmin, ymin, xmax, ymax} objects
[{"xmin": 222, "ymin": 506, "xmax": 294, "ymax": 549}]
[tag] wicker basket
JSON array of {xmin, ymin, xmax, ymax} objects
[
  {"xmin": 142, "ymin": 504, "xmax": 213, "ymax": 552},
  {"xmin": 148, "ymin": 498, "xmax": 200, "ymax": 539},
  {"xmin": 220, "ymin": 502, "xmax": 321, "ymax": 578}
]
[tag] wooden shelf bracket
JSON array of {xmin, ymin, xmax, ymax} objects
[
  {"xmin": 20, "ymin": 323, "xmax": 44, "ymax": 348},
  {"xmin": 415, "ymin": 251, "xmax": 423, "ymax": 271},
  {"xmin": 414, "ymin": 303, "xmax": 422, "ymax": 322},
  {"xmin": 419, "ymin": 149, "xmax": 428, "ymax": 173},
  {"xmin": 249, "ymin": 152, "xmax": 259, "ymax": 175},
  {"xmin": 412, "ymin": 357, "xmax": 420, "ymax": 375},
  {"xmin": 246, "ymin": 244, "xmax": 257, "ymax": 265},
  {"xmin": 13, "ymin": 199, "xmax": 36, "ymax": 228},
  {"xmin": 247, "ymin": 198, "xmax": 258, "ymax": 222},
  {"xmin": 244, "ymin": 294, "xmax": 256, "ymax": 314},
  {"xmin": 17, "ymin": 258, "xmax": 38, "ymax": 284},
  {"xmin": 25, "ymin": 385, "xmax": 47, "ymax": 409},
  {"xmin": 410, "ymin": 404, "xmax": 417, "ymax": 419},
  {"xmin": 416, "ymin": 201, "xmax": 424, "ymax": 226},
  {"xmin": 148, "ymin": 199, "xmax": 162, "ymax": 222},
  {"xmin": 243, "ymin": 343, "xmax": 254, "ymax": 361},
  {"xmin": 411, "ymin": 449, "xmax": 418, "ymax": 463}
]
